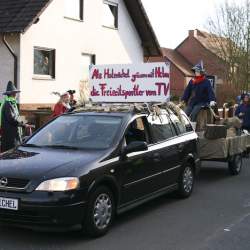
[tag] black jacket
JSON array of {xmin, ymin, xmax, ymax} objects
[{"xmin": 1, "ymin": 100, "xmax": 24, "ymax": 152}]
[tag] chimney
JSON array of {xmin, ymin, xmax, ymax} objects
[{"xmin": 189, "ymin": 29, "xmax": 198, "ymax": 37}]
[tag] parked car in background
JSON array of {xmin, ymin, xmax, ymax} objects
[{"xmin": 0, "ymin": 104, "xmax": 200, "ymax": 237}]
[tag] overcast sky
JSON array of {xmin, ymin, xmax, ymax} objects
[{"xmin": 141, "ymin": 0, "xmax": 240, "ymax": 49}]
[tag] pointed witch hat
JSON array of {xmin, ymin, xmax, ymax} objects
[
  {"xmin": 3, "ymin": 81, "xmax": 20, "ymax": 95},
  {"xmin": 191, "ymin": 60, "xmax": 206, "ymax": 73}
]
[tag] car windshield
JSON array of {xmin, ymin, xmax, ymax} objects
[{"xmin": 25, "ymin": 115, "xmax": 122, "ymax": 150}]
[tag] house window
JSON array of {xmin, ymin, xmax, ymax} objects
[
  {"xmin": 64, "ymin": 0, "xmax": 83, "ymax": 20},
  {"xmin": 103, "ymin": 1, "xmax": 118, "ymax": 29},
  {"xmin": 81, "ymin": 53, "xmax": 95, "ymax": 80},
  {"xmin": 34, "ymin": 47, "xmax": 55, "ymax": 78}
]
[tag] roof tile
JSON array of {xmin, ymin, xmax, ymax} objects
[{"xmin": 0, "ymin": 0, "xmax": 51, "ymax": 32}]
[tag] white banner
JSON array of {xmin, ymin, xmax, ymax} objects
[{"xmin": 89, "ymin": 62, "xmax": 170, "ymax": 102}]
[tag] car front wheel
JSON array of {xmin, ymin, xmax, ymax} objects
[
  {"xmin": 84, "ymin": 186, "xmax": 115, "ymax": 237},
  {"xmin": 177, "ymin": 163, "xmax": 194, "ymax": 198}
]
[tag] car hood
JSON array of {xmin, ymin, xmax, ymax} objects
[{"xmin": 0, "ymin": 146, "xmax": 106, "ymax": 180}]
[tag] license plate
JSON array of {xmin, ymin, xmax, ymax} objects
[{"xmin": 0, "ymin": 197, "xmax": 18, "ymax": 210}]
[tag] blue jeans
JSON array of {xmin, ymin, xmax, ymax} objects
[{"xmin": 185, "ymin": 104, "xmax": 204, "ymax": 122}]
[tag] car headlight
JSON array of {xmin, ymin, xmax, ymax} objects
[{"xmin": 36, "ymin": 177, "xmax": 79, "ymax": 191}]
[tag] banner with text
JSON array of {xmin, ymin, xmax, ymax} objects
[{"xmin": 89, "ymin": 62, "xmax": 170, "ymax": 102}]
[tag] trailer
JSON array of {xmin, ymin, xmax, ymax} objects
[{"xmin": 197, "ymin": 129, "xmax": 250, "ymax": 175}]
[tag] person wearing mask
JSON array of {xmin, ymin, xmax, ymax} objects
[
  {"xmin": 67, "ymin": 90, "xmax": 77, "ymax": 108},
  {"xmin": 52, "ymin": 92, "xmax": 70, "ymax": 117},
  {"xmin": 0, "ymin": 81, "xmax": 28, "ymax": 152},
  {"xmin": 181, "ymin": 61, "xmax": 216, "ymax": 121},
  {"xmin": 235, "ymin": 94, "xmax": 250, "ymax": 132}
]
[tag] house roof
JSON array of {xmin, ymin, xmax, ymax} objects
[
  {"xmin": 0, "ymin": 0, "xmax": 161, "ymax": 57},
  {"xmin": 189, "ymin": 29, "xmax": 228, "ymax": 59},
  {"xmin": 161, "ymin": 48, "xmax": 194, "ymax": 76},
  {"xmin": 123, "ymin": 0, "xmax": 161, "ymax": 57},
  {"xmin": 0, "ymin": 0, "xmax": 51, "ymax": 33}
]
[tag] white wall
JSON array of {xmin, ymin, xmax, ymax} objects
[
  {"xmin": 0, "ymin": 34, "xmax": 20, "ymax": 100},
  {"xmin": 20, "ymin": 0, "xmax": 144, "ymax": 105}
]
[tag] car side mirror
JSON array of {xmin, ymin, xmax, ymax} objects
[{"xmin": 122, "ymin": 141, "xmax": 148, "ymax": 156}]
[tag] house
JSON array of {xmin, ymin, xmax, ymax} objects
[
  {"xmin": 0, "ymin": 0, "xmax": 161, "ymax": 112},
  {"xmin": 176, "ymin": 29, "xmax": 226, "ymax": 85},
  {"xmin": 150, "ymin": 29, "xmax": 230, "ymax": 105},
  {"xmin": 149, "ymin": 48, "xmax": 193, "ymax": 98}
]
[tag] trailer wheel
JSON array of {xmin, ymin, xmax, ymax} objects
[{"xmin": 228, "ymin": 154, "xmax": 242, "ymax": 175}]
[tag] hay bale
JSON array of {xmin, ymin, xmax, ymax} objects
[
  {"xmin": 222, "ymin": 116, "xmax": 242, "ymax": 129},
  {"xmin": 204, "ymin": 124, "xmax": 227, "ymax": 139}
]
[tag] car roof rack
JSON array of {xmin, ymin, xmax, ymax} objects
[
  {"xmin": 73, "ymin": 101, "xmax": 183, "ymax": 117},
  {"xmin": 73, "ymin": 102, "xmax": 150, "ymax": 114}
]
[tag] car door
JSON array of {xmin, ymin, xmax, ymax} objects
[
  {"xmin": 168, "ymin": 110, "xmax": 191, "ymax": 156},
  {"xmin": 119, "ymin": 115, "xmax": 163, "ymax": 204},
  {"xmin": 168, "ymin": 109, "xmax": 198, "ymax": 169},
  {"xmin": 146, "ymin": 112, "xmax": 181, "ymax": 188}
]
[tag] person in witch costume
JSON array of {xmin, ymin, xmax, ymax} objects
[
  {"xmin": 181, "ymin": 61, "xmax": 216, "ymax": 121},
  {"xmin": 0, "ymin": 81, "xmax": 28, "ymax": 152}
]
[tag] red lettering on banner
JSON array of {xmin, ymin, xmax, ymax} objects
[
  {"xmin": 91, "ymin": 69, "xmax": 102, "ymax": 79},
  {"xmin": 155, "ymin": 82, "xmax": 170, "ymax": 96},
  {"xmin": 154, "ymin": 67, "xmax": 170, "ymax": 78},
  {"xmin": 90, "ymin": 86, "xmax": 100, "ymax": 96},
  {"xmin": 99, "ymin": 83, "xmax": 107, "ymax": 96},
  {"xmin": 104, "ymin": 68, "xmax": 130, "ymax": 79},
  {"xmin": 96, "ymin": 83, "xmax": 147, "ymax": 99},
  {"xmin": 104, "ymin": 69, "xmax": 110, "ymax": 78},
  {"xmin": 146, "ymin": 90, "xmax": 157, "ymax": 96}
]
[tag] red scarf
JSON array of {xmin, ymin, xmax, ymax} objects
[{"xmin": 192, "ymin": 75, "xmax": 206, "ymax": 84}]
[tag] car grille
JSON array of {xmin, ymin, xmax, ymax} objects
[
  {"xmin": 0, "ymin": 209, "xmax": 52, "ymax": 224},
  {"xmin": 0, "ymin": 177, "xmax": 29, "ymax": 190}
]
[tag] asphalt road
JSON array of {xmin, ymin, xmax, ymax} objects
[{"xmin": 0, "ymin": 159, "xmax": 250, "ymax": 250}]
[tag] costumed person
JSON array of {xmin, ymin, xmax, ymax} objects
[
  {"xmin": 181, "ymin": 61, "xmax": 216, "ymax": 121},
  {"xmin": 67, "ymin": 89, "xmax": 77, "ymax": 109},
  {"xmin": 52, "ymin": 92, "xmax": 70, "ymax": 118},
  {"xmin": 0, "ymin": 81, "xmax": 28, "ymax": 152},
  {"xmin": 235, "ymin": 93, "xmax": 250, "ymax": 132}
]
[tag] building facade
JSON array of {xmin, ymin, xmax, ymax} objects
[{"xmin": 0, "ymin": 0, "xmax": 161, "ymax": 110}]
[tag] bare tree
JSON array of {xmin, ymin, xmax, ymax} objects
[{"xmin": 207, "ymin": 0, "xmax": 250, "ymax": 92}]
